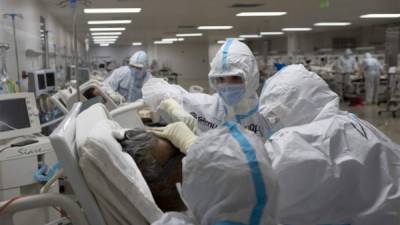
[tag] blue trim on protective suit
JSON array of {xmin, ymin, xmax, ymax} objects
[
  {"xmin": 214, "ymin": 121, "xmax": 267, "ymax": 225},
  {"xmin": 222, "ymin": 39, "xmax": 234, "ymax": 71},
  {"xmin": 222, "ymin": 101, "xmax": 259, "ymax": 124},
  {"xmin": 234, "ymin": 102, "xmax": 259, "ymax": 123}
]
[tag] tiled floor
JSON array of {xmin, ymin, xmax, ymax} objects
[{"xmin": 341, "ymin": 104, "xmax": 400, "ymax": 144}]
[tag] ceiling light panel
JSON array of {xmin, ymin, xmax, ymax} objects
[
  {"xmin": 90, "ymin": 28, "xmax": 126, "ymax": 31},
  {"xmin": 91, "ymin": 32, "xmax": 122, "ymax": 35},
  {"xmin": 314, "ymin": 22, "xmax": 351, "ymax": 26},
  {"xmin": 132, "ymin": 42, "xmax": 142, "ymax": 46},
  {"xmin": 197, "ymin": 26, "xmax": 233, "ymax": 30},
  {"xmin": 260, "ymin": 32, "xmax": 284, "ymax": 35},
  {"xmin": 162, "ymin": 38, "xmax": 179, "ymax": 42},
  {"xmin": 282, "ymin": 28, "xmax": 312, "ymax": 31},
  {"xmin": 93, "ymin": 39, "xmax": 116, "ymax": 42},
  {"xmin": 92, "ymin": 36, "xmax": 119, "ymax": 39},
  {"xmin": 93, "ymin": 41, "xmax": 116, "ymax": 44},
  {"xmin": 88, "ymin": 20, "xmax": 131, "ymax": 25},
  {"xmin": 84, "ymin": 8, "xmax": 141, "ymax": 13},
  {"xmin": 360, "ymin": 14, "xmax": 400, "ymax": 18},
  {"xmin": 176, "ymin": 33, "xmax": 203, "ymax": 37},
  {"xmin": 154, "ymin": 40, "xmax": 173, "ymax": 44},
  {"xmin": 236, "ymin": 12, "xmax": 287, "ymax": 16}
]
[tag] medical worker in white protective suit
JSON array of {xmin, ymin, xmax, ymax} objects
[
  {"xmin": 259, "ymin": 64, "xmax": 400, "ymax": 225},
  {"xmin": 335, "ymin": 48, "xmax": 359, "ymax": 98},
  {"xmin": 104, "ymin": 50, "xmax": 152, "ymax": 102},
  {"xmin": 150, "ymin": 120, "xmax": 278, "ymax": 225},
  {"xmin": 361, "ymin": 52, "xmax": 383, "ymax": 104},
  {"xmin": 143, "ymin": 39, "xmax": 268, "ymax": 138}
]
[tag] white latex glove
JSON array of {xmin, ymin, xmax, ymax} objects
[
  {"xmin": 159, "ymin": 98, "xmax": 198, "ymax": 133},
  {"xmin": 149, "ymin": 122, "xmax": 198, "ymax": 154},
  {"xmin": 108, "ymin": 91, "xmax": 126, "ymax": 105}
]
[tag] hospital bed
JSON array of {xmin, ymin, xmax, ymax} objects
[
  {"xmin": 49, "ymin": 103, "xmax": 163, "ymax": 225},
  {"xmin": 79, "ymin": 79, "xmax": 120, "ymax": 110},
  {"xmin": 50, "ymin": 86, "xmax": 78, "ymax": 114},
  {"xmin": 0, "ymin": 103, "xmax": 164, "ymax": 225},
  {"xmin": 50, "ymin": 80, "xmax": 149, "ymax": 129},
  {"xmin": 50, "ymin": 80, "xmax": 120, "ymax": 114}
]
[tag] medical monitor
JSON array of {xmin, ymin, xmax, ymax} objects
[
  {"xmin": 45, "ymin": 69, "xmax": 56, "ymax": 92},
  {"xmin": 28, "ymin": 70, "xmax": 48, "ymax": 96},
  {"xmin": 78, "ymin": 67, "xmax": 90, "ymax": 84},
  {"xmin": 0, "ymin": 93, "xmax": 41, "ymax": 140},
  {"xmin": 66, "ymin": 65, "xmax": 75, "ymax": 82}
]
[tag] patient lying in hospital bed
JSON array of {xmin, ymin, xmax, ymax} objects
[
  {"xmin": 74, "ymin": 103, "xmax": 278, "ymax": 225},
  {"xmin": 116, "ymin": 129, "xmax": 186, "ymax": 211},
  {"xmin": 82, "ymin": 85, "xmax": 125, "ymax": 105}
]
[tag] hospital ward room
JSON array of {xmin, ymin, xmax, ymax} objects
[{"xmin": 0, "ymin": 0, "xmax": 400, "ymax": 224}]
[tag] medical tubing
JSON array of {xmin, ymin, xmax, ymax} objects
[{"xmin": 0, "ymin": 120, "xmax": 18, "ymax": 130}]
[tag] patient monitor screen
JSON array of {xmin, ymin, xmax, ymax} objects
[
  {"xmin": 0, "ymin": 98, "xmax": 30, "ymax": 132},
  {"xmin": 38, "ymin": 73, "xmax": 46, "ymax": 90},
  {"xmin": 46, "ymin": 72, "xmax": 55, "ymax": 86}
]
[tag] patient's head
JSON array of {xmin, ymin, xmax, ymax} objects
[
  {"xmin": 83, "ymin": 87, "xmax": 102, "ymax": 99},
  {"xmin": 119, "ymin": 129, "xmax": 186, "ymax": 212}
]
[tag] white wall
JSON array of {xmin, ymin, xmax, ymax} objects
[
  {"xmin": 0, "ymin": 0, "xmax": 83, "ymax": 81},
  {"xmin": 151, "ymin": 42, "xmax": 209, "ymax": 89},
  {"xmin": 89, "ymin": 45, "xmax": 145, "ymax": 66}
]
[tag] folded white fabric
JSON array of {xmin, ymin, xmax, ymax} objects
[
  {"xmin": 76, "ymin": 103, "xmax": 111, "ymax": 148},
  {"xmin": 76, "ymin": 104, "xmax": 163, "ymax": 224}
]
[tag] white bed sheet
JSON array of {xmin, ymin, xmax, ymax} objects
[{"xmin": 76, "ymin": 104, "xmax": 163, "ymax": 225}]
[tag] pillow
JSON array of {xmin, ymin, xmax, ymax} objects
[
  {"xmin": 76, "ymin": 103, "xmax": 111, "ymax": 148},
  {"xmin": 76, "ymin": 103, "xmax": 163, "ymax": 224}
]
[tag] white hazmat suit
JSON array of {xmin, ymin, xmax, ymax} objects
[
  {"xmin": 335, "ymin": 48, "xmax": 358, "ymax": 98},
  {"xmin": 260, "ymin": 64, "xmax": 400, "ymax": 225},
  {"xmin": 361, "ymin": 53, "xmax": 383, "ymax": 104},
  {"xmin": 143, "ymin": 39, "xmax": 268, "ymax": 138},
  {"xmin": 152, "ymin": 121, "xmax": 278, "ymax": 225},
  {"xmin": 104, "ymin": 51, "xmax": 152, "ymax": 102}
]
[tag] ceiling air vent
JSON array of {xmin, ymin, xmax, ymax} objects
[{"xmin": 230, "ymin": 3, "xmax": 264, "ymax": 8}]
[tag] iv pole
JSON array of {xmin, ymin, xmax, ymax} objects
[
  {"xmin": 71, "ymin": 0, "xmax": 80, "ymax": 101},
  {"xmin": 3, "ymin": 13, "xmax": 23, "ymax": 87}
]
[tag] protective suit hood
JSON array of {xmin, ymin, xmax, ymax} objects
[
  {"xmin": 209, "ymin": 39, "xmax": 259, "ymax": 99},
  {"xmin": 365, "ymin": 52, "xmax": 372, "ymax": 58},
  {"xmin": 345, "ymin": 48, "xmax": 352, "ymax": 56},
  {"xmin": 259, "ymin": 64, "xmax": 339, "ymax": 131},
  {"xmin": 209, "ymin": 39, "xmax": 260, "ymax": 120},
  {"xmin": 153, "ymin": 121, "xmax": 278, "ymax": 225},
  {"xmin": 130, "ymin": 51, "xmax": 148, "ymax": 68}
]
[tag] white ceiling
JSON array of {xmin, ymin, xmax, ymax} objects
[{"xmin": 39, "ymin": 0, "xmax": 400, "ymax": 46}]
